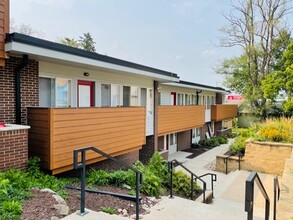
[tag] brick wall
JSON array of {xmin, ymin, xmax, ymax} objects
[
  {"xmin": 0, "ymin": 129, "xmax": 28, "ymax": 171},
  {"xmin": 177, "ymin": 130, "xmax": 191, "ymax": 151},
  {"xmin": 89, "ymin": 150, "xmax": 139, "ymax": 171},
  {"xmin": 0, "ymin": 56, "xmax": 39, "ymax": 124},
  {"xmin": 139, "ymin": 135, "xmax": 155, "ymax": 164}
]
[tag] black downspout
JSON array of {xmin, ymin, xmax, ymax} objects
[
  {"xmin": 196, "ymin": 90, "xmax": 202, "ymax": 105},
  {"xmin": 15, "ymin": 55, "xmax": 29, "ymax": 124}
]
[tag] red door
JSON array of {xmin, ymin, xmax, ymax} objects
[
  {"xmin": 171, "ymin": 92, "xmax": 176, "ymax": 105},
  {"xmin": 77, "ymin": 80, "xmax": 94, "ymax": 107}
]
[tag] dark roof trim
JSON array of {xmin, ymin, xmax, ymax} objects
[
  {"xmin": 179, "ymin": 80, "xmax": 228, "ymax": 92},
  {"xmin": 5, "ymin": 33, "xmax": 179, "ymax": 79}
]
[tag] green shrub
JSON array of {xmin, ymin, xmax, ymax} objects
[
  {"xmin": 140, "ymin": 170, "xmax": 162, "ymax": 197},
  {"xmin": 148, "ymin": 152, "xmax": 169, "ymax": 186},
  {"xmin": 198, "ymin": 138, "xmax": 220, "ymax": 148},
  {"xmin": 0, "ymin": 201, "xmax": 22, "ymax": 220},
  {"xmin": 214, "ymin": 136, "xmax": 228, "ymax": 144},
  {"xmin": 173, "ymin": 170, "xmax": 200, "ymax": 198},
  {"xmin": 87, "ymin": 170, "xmax": 111, "ymax": 186},
  {"xmin": 100, "ymin": 206, "xmax": 116, "ymax": 215},
  {"xmin": 225, "ymin": 132, "xmax": 237, "ymax": 138},
  {"xmin": 229, "ymin": 136, "xmax": 246, "ymax": 155}
]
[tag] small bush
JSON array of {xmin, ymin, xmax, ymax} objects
[
  {"xmin": 198, "ymin": 137, "xmax": 220, "ymax": 148},
  {"xmin": 87, "ymin": 170, "xmax": 111, "ymax": 186},
  {"xmin": 100, "ymin": 206, "xmax": 116, "ymax": 215},
  {"xmin": 0, "ymin": 201, "xmax": 22, "ymax": 220},
  {"xmin": 214, "ymin": 136, "xmax": 228, "ymax": 144},
  {"xmin": 229, "ymin": 136, "xmax": 246, "ymax": 155},
  {"xmin": 172, "ymin": 170, "xmax": 200, "ymax": 198},
  {"xmin": 256, "ymin": 127, "xmax": 289, "ymax": 142}
]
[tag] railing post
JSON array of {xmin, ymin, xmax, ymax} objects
[
  {"xmin": 191, "ymin": 174, "xmax": 194, "ymax": 200},
  {"xmin": 245, "ymin": 179, "xmax": 254, "ymax": 220},
  {"xmin": 238, "ymin": 154, "xmax": 241, "ymax": 170},
  {"xmin": 168, "ymin": 161, "xmax": 174, "ymax": 199},
  {"xmin": 79, "ymin": 150, "xmax": 88, "ymax": 216},
  {"xmin": 135, "ymin": 172, "xmax": 140, "ymax": 220},
  {"xmin": 273, "ymin": 176, "xmax": 277, "ymax": 220},
  {"xmin": 224, "ymin": 157, "xmax": 228, "ymax": 174}
]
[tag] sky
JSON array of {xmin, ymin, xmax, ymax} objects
[{"xmin": 10, "ymin": 0, "xmax": 293, "ymax": 87}]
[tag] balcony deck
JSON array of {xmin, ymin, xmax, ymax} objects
[{"xmin": 211, "ymin": 104, "xmax": 238, "ymax": 122}]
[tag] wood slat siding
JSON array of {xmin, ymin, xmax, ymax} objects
[
  {"xmin": 158, "ymin": 105, "xmax": 205, "ymax": 135},
  {"xmin": 211, "ymin": 104, "xmax": 238, "ymax": 122},
  {"xmin": 27, "ymin": 107, "xmax": 146, "ymax": 174},
  {"xmin": 27, "ymin": 108, "xmax": 51, "ymax": 169},
  {"xmin": 0, "ymin": 0, "xmax": 9, "ymax": 66}
]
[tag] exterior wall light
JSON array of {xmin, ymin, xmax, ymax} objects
[{"xmin": 84, "ymin": 72, "xmax": 89, "ymax": 77}]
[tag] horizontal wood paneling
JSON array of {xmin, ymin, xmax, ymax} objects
[
  {"xmin": 158, "ymin": 105, "xmax": 205, "ymax": 135},
  {"xmin": 28, "ymin": 107, "xmax": 146, "ymax": 174},
  {"xmin": 211, "ymin": 104, "xmax": 238, "ymax": 122},
  {"xmin": 27, "ymin": 108, "xmax": 51, "ymax": 170}
]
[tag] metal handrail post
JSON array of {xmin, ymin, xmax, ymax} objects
[
  {"xmin": 191, "ymin": 174, "xmax": 194, "ymax": 200},
  {"xmin": 80, "ymin": 150, "xmax": 87, "ymax": 215},
  {"xmin": 169, "ymin": 161, "xmax": 174, "ymax": 198},
  {"xmin": 135, "ymin": 173, "xmax": 140, "ymax": 220}
]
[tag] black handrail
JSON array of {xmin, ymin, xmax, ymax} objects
[
  {"xmin": 273, "ymin": 175, "xmax": 280, "ymax": 220},
  {"xmin": 73, "ymin": 146, "xmax": 142, "ymax": 220},
  {"xmin": 168, "ymin": 159, "xmax": 216, "ymax": 203},
  {"xmin": 223, "ymin": 154, "xmax": 242, "ymax": 174},
  {"xmin": 245, "ymin": 172, "xmax": 270, "ymax": 220},
  {"xmin": 196, "ymin": 173, "xmax": 217, "ymax": 198}
]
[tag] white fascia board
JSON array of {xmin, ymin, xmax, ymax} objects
[
  {"xmin": 5, "ymin": 42, "xmax": 179, "ymax": 82},
  {"xmin": 162, "ymin": 82, "xmax": 227, "ymax": 93}
]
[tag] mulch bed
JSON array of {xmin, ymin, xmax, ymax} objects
[
  {"xmin": 183, "ymin": 146, "xmax": 211, "ymax": 159},
  {"xmin": 22, "ymin": 189, "xmax": 63, "ymax": 220},
  {"xmin": 22, "ymin": 186, "xmax": 157, "ymax": 220}
]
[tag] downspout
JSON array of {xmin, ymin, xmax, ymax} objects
[
  {"xmin": 15, "ymin": 55, "xmax": 29, "ymax": 124},
  {"xmin": 196, "ymin": 90, "xmax": 202, "ymax": 105}
]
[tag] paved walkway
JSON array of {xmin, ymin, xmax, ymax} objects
[{"xmin": 62, "ymin": 140, "xmax": 273, "ymax": 220}]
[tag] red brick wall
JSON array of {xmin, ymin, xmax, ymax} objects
[
  {"xmin": 0, "ymin": 56, "xmax": 39, "ymax": 124},
  {"xmin": 0, "ymin": 129, "xmax": 28, "ymax": 171},
  {"xmin": 177, "ymin": 130, "xmax": 191, "ymax": 151}
]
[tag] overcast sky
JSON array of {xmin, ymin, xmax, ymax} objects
[{"xmin": 10, "ymin": 0, "xmax": 293, "ymax": 87}]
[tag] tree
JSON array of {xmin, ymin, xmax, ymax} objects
[
  {"xmin": 217, "ymin": 0, "xmax": 293, "ymax": 117},
  {"xmin": 10, "ymin": 19, "xmax": 45, "ymax": 38},
  {"xmin": 59, "ymin": 32, "xmax": 96, "ymax": 52},
  {"xmin": 78, "ymin": 32, "xmax": 96, "ymax": 52},
  {"xmin": 59, "ymin": 37, "xmax": 80, "ymax": 48}
]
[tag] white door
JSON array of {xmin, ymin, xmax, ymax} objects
[
  {"xmin": 169, "ymin": 133, "xmax": 177, "ymax": 154},
  {"xmin": 78, "ymin": 80, "xmax": 94, "ymax": 107}
]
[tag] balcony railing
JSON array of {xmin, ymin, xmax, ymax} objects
[
  {"xmin": 27, "ymin": 107, "xmax": 146, "ymax": 174},
  {"xmin": 211, "ymin": 104, "xmax": 238, "ymax": 122},
  {"xmin": 158, "ymin": 105, "xmax": 205, "ymax": 136}
]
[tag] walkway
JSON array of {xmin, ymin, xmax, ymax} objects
[{"xmin": 62, "ymin": 140, "xmax": 274, "ymax": 220}]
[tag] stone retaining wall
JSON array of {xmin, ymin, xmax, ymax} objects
[{"xmin": 216, "ymin": 140, "xmax": 293, "ymax": 176}]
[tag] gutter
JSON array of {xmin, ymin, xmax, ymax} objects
[
  {"xmin": 196, "ymin": 90, "xmax": 202, "ymax": 105},
  {"xmin": 15, "ymin": 54, "xmax": 28, "ymax": 124}
]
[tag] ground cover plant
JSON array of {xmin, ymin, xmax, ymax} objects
[{"xmin": 0, "ymin": 157, "xmax": 71, "ymax": 220}]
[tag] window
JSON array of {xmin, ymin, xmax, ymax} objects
[
  {"xmin": 196, "ymin": 127, "xmax": 202, "ymax": 137},
  {"xmin": 170, "ymin": 133, "xmax": 177, "ymax": 145},
  {"xmin": 191, "ymin": 95, "xmax": 196, "ymax": 105},
  {"xmin": 141, "ymin": 88, "xmax": 147, "ymax": 107},
  {"xmin": 177, "ymin": 93, "xmax": 184, "ymax": 105},
  {"xmin": 39, "ymin": 77, "xmax": 55, "ymax": 107},
  {"xmin": 101, "ymin": 84, "xmax": 111, "ymax": 107},
  {"xmin": 123, "ymin": 86, "xmax": 130, "ymax": 106},
  {"xmin": 192, "ymin": 128, "xmax": 196, "ymax": 138},
  {"xmin": 211, "ymin": 96, "xmax": 215, "ymax": 105},
  {"xmin": 131, "ymin": 86, "xmax": 138, "ymax": 106},
  {"xmin": 39, "ymin": 77, "xmax": 71, "ymax": 107},
  {"xmin": 111, "ymin": 84, "xmax": 120, "ymax": 107},
  {"xmin": 202, "ymin": 96, "xmax": 206, "ymax": 107},
  {"xmin": 147, "ymin": 88, "xmax": 153, "ymax": 115},
  {"xmin": 207, "ymin": 96, "xmax": 211, "ymax": 109}
]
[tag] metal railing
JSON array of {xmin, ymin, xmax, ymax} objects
[
  {"xmin": 168, "ymin": 159, "xmax": 216, "ymax": 203},
  {"xmin": 245, "ymin": 172, "xmax": 270, "ymax": 220},
  {"xmin": 273, "ymin": 175, "xmax": 280, "ymax": 220},
  {"xmin": 73, "ymin": 146, "xmax": 142, "ymax": 220},
  {"xmin": 223, "ymin": 153, "xmax": 242, "ymax": 174}
]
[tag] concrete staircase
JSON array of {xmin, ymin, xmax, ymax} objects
[{"xmin": 277, "ymin": 151, "xmax": 293, "ymax": 220}]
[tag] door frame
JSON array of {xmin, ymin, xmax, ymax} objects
[
  {"xmin": 77, "ymin": 80, "xmax": 95, "ymax": 107},
  {"xmin": 171, "ymin": 92, "xmax": 176, "ymax": 105}
]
